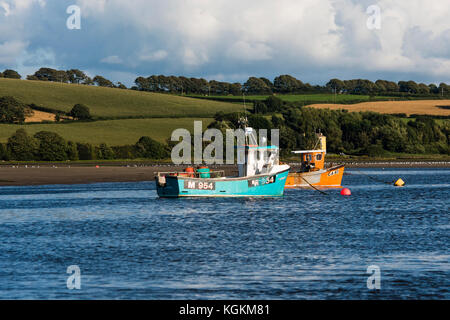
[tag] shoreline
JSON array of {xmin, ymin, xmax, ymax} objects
[{"xmin": 0, "ymin": 162, "xmax": 449, "ymax": 186}]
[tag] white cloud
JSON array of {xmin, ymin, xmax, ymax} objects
[
  {"xmin": 1, "ymin": 0, "xmax": 450, "ymax": 84},
  {"xmin": 139, "ymin": 50, "xmax": 168, "ymax": 62},
  {"xmin": 227, "ymin": 41, "xmax": 273, "ymax": 61},
  {"xmin": 0, "ymin": 40, "xmax": 28, "ymax": 64},
  {"xmin": 0, "ymin": 2, "xmax": 10, "ymax": 16},
  {"xmin": 100, "ymin": 55, "xmax": 123, "ymax": 64}
]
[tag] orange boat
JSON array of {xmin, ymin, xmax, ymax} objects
[{"xmin": 285, "ymin": 133, "xmax": 345, "ymax": 188}]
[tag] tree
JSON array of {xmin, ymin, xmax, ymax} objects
[
  {"xmin": 66, "ymin": 141, "xmax": 79, "ymax": 160},
  {"xmin": 243, "ymin": 77, "xmax": 272, "ymax": 94},
  {"xmin": 7, "ymin": 129, "xmax": 37, "ymax": 160},
  {"xmin": 0, "ymin": 96, "xmax": 26, "ymax": 123},
  {"xmin": 34, "ymin": 131, "xmax": 68, "ymax": 161},
  {"xmin": 32, "ymin": 68, "xmax": 58, "ymax": 81},
  {"xmin": 69, "ymin": 104, "xmax": 92, "ymax": 120},
  {"xmin": 228, "ymin": 82, "xmax": 241, "ymax": 96},
  {"xmin": 2, "ymin": 69, "xmax": 21, "ymax": 79},
  {"xmin": 67, "ymin": 69, "xmax": 88, "ymax": 84},
  {"xmin": 93, "ymin": 75, "xmax": 114, "ymax": 87},
  {"xmin": 273, "ymin": 75, "xmax": 304, "ymax": 93},
  {"xmin": 326, "ymin": 79, "xmax": 345, "ymax": 93},
  {"xmin": 253, "ymin": 101, "xmax": 268, "ymax": 114},
  {"xmin": 77, "ymin": 143, "xmax": 96, "ymax": 160},
  {"xmin": 98, "ymin": 143, "xmax": 115, "ymax": 159},
  {"xmin": 399, "ymin": 80, "xmax": 419, "ymax": 94},
  {"xmin": 135, "ymin": 136, "xmax": 169, "ymax": 159},
  {"xmin": 0, "ymin": 143, "xmax": 10, "ymax": 160},
  {"xmin": 0, "ymin": 71, "xmax": 3, "ymax": 78},
  {"xmin": 116, "ymin": 82, "xmax": 127, "ymax": 89},
  {"xmin": 264, "ymin": 95, "xmax": 283, "ymax": 112}
]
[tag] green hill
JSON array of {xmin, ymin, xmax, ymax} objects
[
  {"xmin": 0, "ymin": 118, "xmax": 213, "ymax": 145},
  {"xmin": 0, "ymin": 78, "xmax": 242, "ymax": 118}
]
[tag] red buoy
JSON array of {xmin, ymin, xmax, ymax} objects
[{"xmin": 340, "ymin": 188, "xmax": 351, "ymax": 196}]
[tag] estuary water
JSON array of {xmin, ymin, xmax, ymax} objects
[{"xmin": 0, "ymin": 168, "xmax": 448, "ymax": 299}]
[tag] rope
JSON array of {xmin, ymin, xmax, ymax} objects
[{"xmin": 298, "ymin": 175, "xmax": 329, "ymax": 196}]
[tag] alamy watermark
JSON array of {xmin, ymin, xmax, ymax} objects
[
  {"xmin": 66, "ymin": 5, "xmax": 81, "ymax": 30},
  {"xmin": 366, "ymin": 5, "xmax": 381, "ymax": 30},
  {"xmin": 67, "ymin": 265, "xmax": 81, "ymax": 290},
  {"xmin": 170, "ymin": 121, "xmax": 279, "ymax": 165},
  {"xmin": 366, "ymin": 265, "xmax": 381, "ymax": 290}
]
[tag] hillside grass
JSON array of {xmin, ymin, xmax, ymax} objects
[
  {"xmin": 188, "ymin": 93, "xmax": 392, "ymax": 104},
  {"xmin": 0, "ymin": 78, "xmax": 242, "ymax": 118},
  {"xmin": 0, "ymin": 118, "xmax": 213, "ymax": 145}
]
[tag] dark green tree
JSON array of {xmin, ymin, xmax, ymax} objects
[
  {"xmin": 34, "ymin": 131, "xmax": 68, "ymax": 161},
  {"xmin": 7, "ymin": 129, "xmax": 37, "ymax": 160},
  {"xmin": 2, "ymin": 69, "xmax": 21, "ymax": 79},
  {"xmin": 0, "ymin": 96, "xmax": 26, "ymax": 123},
  {"xmin": 264, "ymin": 95, "xmax": 283, "ymax": 112},
  {"xmin": 66, "ymin": 69, "xmax": 88, "ymax": 84},
  {"xmin": 69, "ymin": 104, "xmax": 92, "ymax": 120},
  {"xmin": 99, "ymin": 143, "xmax": 115, "ymax": 159},
  {"xmin": 77, "ymin": 143, "xmax": 96, "ymax": 160},
  {"xmin": 66, "ymin": 141, "xmax": 79, "ymax": 160},
  {"xmin": 93, "ymin": 75, "xmax": 114, "ymax": 87},
  {"xmin": 135, "ymin": 136, "xmax": 169, "ymax": 159}
]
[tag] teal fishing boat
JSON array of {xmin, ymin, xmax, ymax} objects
[{"xmin": 155, "ymin": 126, "xmax": 290, "ymax": 198}]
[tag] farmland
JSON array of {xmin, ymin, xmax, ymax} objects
[
  {"xmin": 308, "ymin": 100, "xmax": 450, "ymax": 116},
  {"xmin": 188, "ymin": 93, "xmax": 391, "ymax": 104},
  {"xmin": 0, "ymin": 118, "xmax": 213, "ymax": 145},
  {"xmin": 0, "ymin": 78, "xmax": 242, "ymax": 118}
]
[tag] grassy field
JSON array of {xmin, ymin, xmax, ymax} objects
[
  {"xmin": 0, "ymin": 118, "xmax": 213, "ymax": 145},
  {"xmin": 0, "ymin": 78, "xmax": 241, "ymax": 118},
  {"xmin": 188, "ymin": 93, "xmax": 391, "ymax": 104},
  {"xmin": 308, "ymin": 100, "xmax": 450, "ymax": 116}
]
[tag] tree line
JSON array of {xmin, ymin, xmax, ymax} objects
[
  {"xmin": 209, "ymin": 106, "xmax": 450, "ymax": 157},
  {"xmin": 2, "ymin": 67, "xmax": 449, "ymax": 97},
  {"xmin": 0, "ymin": 129, "xmax": 170, "ymax": 161},
  {"xmin": 135, "ymin": 75, "xmax": 450, "ymax": 96}
]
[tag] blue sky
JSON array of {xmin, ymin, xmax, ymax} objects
[{"xmin": 1, "ymin": 0, "xmax": 449, "ymax": 87}]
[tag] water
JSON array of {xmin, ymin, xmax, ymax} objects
[{"xmin": 0, "ymin": 168, "xmax": 448, "ymax": 299}]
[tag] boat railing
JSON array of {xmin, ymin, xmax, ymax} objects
[{"xmin": 156, "ymin": 170, "xmax": 226, "ymax": 179}]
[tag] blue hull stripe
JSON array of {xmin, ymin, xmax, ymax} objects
[{"xmin": 157, "ymin": 169, "xmax": 290, "ymax": 198}]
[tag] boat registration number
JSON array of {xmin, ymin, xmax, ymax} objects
[
  {"xmin": 248, "ymin": 175, "xmax": 276, "ymax": 188},
  {"xmin": 328, "ymin": 169, "xmax": 339, "ymax": 177},
  {"xmin": 184, "ymin": 180, "xmax": 215, "ymax": 190}
]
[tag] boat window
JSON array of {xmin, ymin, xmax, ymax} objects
[{"xmin": 316, "ymin": 154, "xmax": 322, "ymax": 161}]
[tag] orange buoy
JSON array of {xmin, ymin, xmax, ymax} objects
[{"xmin": 340, "ymin": 188, "xmax": 351, "ymax": 196}]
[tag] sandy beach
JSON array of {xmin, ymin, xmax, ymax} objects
[{"xmin": 0, "ymin": 161, "xmax": 448, "ymax": 186}]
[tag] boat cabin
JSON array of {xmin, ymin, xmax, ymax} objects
[
  {"xmin": 292, "ymin": 133, "xmax": 327, "ymax": 172},
  {"xmin": 237, "ymin": 127, "xmax": 280, "ymax": 177}
]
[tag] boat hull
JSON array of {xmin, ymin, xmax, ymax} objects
[
  {"xmin": 157, "ymin": 169, "xmax": 290, "ymax": 198},
  {"xmin": 285, "ymin": 165, "xmax": 345, "ymax": 188}
]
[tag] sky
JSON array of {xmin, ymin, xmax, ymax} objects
[{"xmin": 0, "ymin": 0, "xmax": 449, "ymax": 87}]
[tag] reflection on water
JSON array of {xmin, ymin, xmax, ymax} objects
[{"xmin": 0, "ymin": 168, "xmax": 448, "ymax": 299}]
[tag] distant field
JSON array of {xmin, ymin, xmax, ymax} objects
[
  {"xmin": 188, "ymin": 93, "xmax": 391, "ymax": 104},
  {"xmin": 0, "ymin": 78, "xmax": 241, "ymax": 118},
  {"xmin": 308, "ymin": 100, "xmax": 450, "ymax": 116},
  {"xmin": 0, "ymin": 118, "xmax": 213, "ymax": 145}
]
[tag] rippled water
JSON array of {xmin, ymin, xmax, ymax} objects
[{"xmin": 0, "ymin": 168, "xmax": 448, "ymax": 299}]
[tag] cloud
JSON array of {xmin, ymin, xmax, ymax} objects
[
  {"xmin": 0, "ymin": 40, "xmax": 28, "ymax": 64},
  {"xmin": 139, "ymin": 50, "xmax": 168, "ymax": 62},
  {"xmin": 0, "ymin": 0, "xmax": 449, "ymax": 86},
  {"xmin": 0, "ymin": 2, "xmax": 10, "ymax": 16},
  {"xmin": 100, "ymin": 55, "xmax": 123, "ymax": 64}
]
